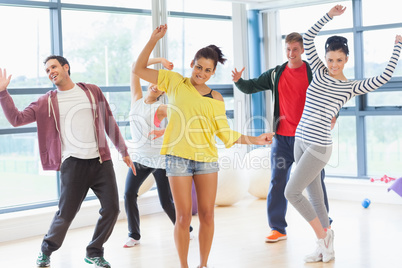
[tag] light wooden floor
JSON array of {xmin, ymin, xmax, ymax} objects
[{"xmin": 1, "ymin": 195, "xmax": 401, "ymax": 268}]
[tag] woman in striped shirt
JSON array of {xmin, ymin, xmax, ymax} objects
[{"xmin": 285, "ymin": 4, "xmax": 402, "ymax": 263}]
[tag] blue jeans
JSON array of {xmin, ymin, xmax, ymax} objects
[
  {"xmin": 165, "ymin": 155, "xmax": 219, "ymax": 177},
  {"xmin": 267, "ymin": 135, "xmax": 331, "ymax": 234}
]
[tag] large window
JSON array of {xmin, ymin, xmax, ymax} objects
[
  {"xmin": 168, "ymin": 0, "xmax": 231, "ymax": 16},
  {"xmin": 0, "ymin": 133, "xmax": 58, "ymax": 210},
  {"xmin": 0, "ymin": 6, "xmax": 51, "ymax": 88},
  {"xmin": 166, "ymin": 0, "xmax": 233, "ymax": 85},
  {"xmin": 61, "ymin": 0, "xmax": 151, "ymax": 9},
  {"xmin": 166, "ymin": 17, "xmax": 234, "ymax": 84},
  {"xmin": 366, "ymin": 116, "xmax": 402, "ymax": 176},
  {"xmin": 166, "ymin": 0, "xmax": 234, "ymax": 120},
  {"xmin": 0, "ymin": 0, "xmax": 233, "ymax": 213},
  {"xmin": 279, "ymin": 2, "xmax": 353, "ymax": 34},
  {"xmin": 360, "ymin": 0, "xmax": 402, "ymax": 179},
  {"xmin": 325, "ymin": 116, "xmax": 357, "ymax": 176},
  {"xmin": 363, "ymin": 29, "xmax": 402, "ymax": 78},
  {"xmin": 362, "ymin": 0, "xmax": 401, "ymax": 27},
  {"xmin": 62, "ymin": 9, "xmax": 152, "ymax": 125}
]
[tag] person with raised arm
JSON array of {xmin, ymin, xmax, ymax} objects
[
  {"xmin": 284, "ymin": 5, "xmax": 402, "ymax": 263},
  {"xmin": 232, "ymin": 31, "xmax": 335, "ymax": 244},
  {"xmin": 134, "ymin": 24, "xmax": 274, "ymax": 268},
  {"xmin": 0, "ymin": 55, "xmax": 135, "ymax": 268},
  {"xmin": 123, "ymin": 57, "xmax": 194, "ymax": 248}
]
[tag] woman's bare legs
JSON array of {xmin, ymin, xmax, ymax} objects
[
  {"xmin": 168, "ymin": 176, "xmax": 193, "ymax": 268},
  {"xmin": 194, "ymin": 172, "xmax": 218, "ymax": 268}
]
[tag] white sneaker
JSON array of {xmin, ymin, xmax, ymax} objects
[
  {"xmin": 304, "ymin": 243, "xmax": 322, "ymax": 262},
  {"xmin": 123, "ymin": 237, "xmax": 140, "ymax": 248},
  {"xmin": 318, "ymin": 229, "xmax": 335, "ymax": 262}
]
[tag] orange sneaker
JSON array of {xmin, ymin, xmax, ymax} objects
[{"xmin": 265, "ymin": 230, "xmax": 287, "ymax": 243}]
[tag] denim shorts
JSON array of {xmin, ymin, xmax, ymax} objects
[{"xmin": 165, "ymin": 155, "xmax": 219, "ymax": 177}]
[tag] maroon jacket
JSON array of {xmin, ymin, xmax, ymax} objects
[{"xmin": 0, "ymin": 82, "xmax": 128, "ymax": 171}]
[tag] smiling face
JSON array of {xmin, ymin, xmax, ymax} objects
[
  {"xmin": 286, "ymin": 41, "xmax": 304, "ymax": 68},
  {"xmin": 190, "ymin": 57, "xmax": 215, "ymax": 86},
  {"xmin": 45, "ymin": 59, "xmax": 70, "ymax": 87},
  {"xmin": 147, "ymin": 83, "xmax": 164, "ymax": 99},
  {"xmin": 325, "ymin": 49, "xmax": 348, "ymax": 79}
]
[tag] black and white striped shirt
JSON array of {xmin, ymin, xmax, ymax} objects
[{"xmin": 296, "ymin": 13, "xmax": 402, "ymax": 146}]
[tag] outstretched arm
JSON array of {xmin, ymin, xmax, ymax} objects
[
  {"xmin": 232, "ymin": 67, "xmax": 275, "ymax": 94},
  {"xmin": 0, "ymin": 68, "xmax": 38, "ymax": 127},
  {"xmin": 353, "ymin": 34, "xmax": 402, "ymax": 95},
  {"xmin": 231, "ymin": 67, "xmax": 245, "ymax": 83},
  {"xmin": 130, "ymin": 58, "xmax": 173, "ymax": 105},
  {"xmin": 134, "ymin": 25, "xmax": 168, "ymax": 85},
  {"xmin": 235, "ymin": 133, "xmax": 275, "ymax": 145}
]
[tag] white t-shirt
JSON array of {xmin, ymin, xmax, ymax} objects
[
  {"xmin": 57, "ymin": 84, "xmax": 99, "ymax": 162},
  {"xmin": 128, "ymin": 98, "xmax": 165, "ymax": 169}
]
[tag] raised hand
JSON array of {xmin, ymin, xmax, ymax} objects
[
  {"xmin": 0, "ymin": 68, "xmax": 12, "ymax": 92},
  {"xmin": 395, "ymin": 35, "xmax": 402, "ymax": 44},
  {"xmin": 328, "ymin": 5, "xmax": 346, "ymax": 18},
  {"xmin": 150, "ymin": 24, "xmax": 167, "ymax": 42},
  {"xmin": 161, "ymin": 58, "xmax": 174, "ymax": 70},
  {"xmin": 231, "ymin": 67, "xmax": 245, "ymax": 82}
]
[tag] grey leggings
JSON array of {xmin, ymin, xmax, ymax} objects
[{"xmin": 284, "ymin": 139, "xmax": 332, "ymax": 228}]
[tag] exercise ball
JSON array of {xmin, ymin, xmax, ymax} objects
[
  {"xmin": 137, "ymin": 173, "xmax": 156, "ymax": 196},
  {"xmin": 215, "ymin": 148, "xmax": 249, "ymax": 206},
  {"xmin": 244, "ymin": 147, "xmax": 271, "ymax": 199}
]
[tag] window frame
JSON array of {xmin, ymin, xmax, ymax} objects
[{"xmin": 0, "ymin": 0, "xmax": 233, "ymax": 214}]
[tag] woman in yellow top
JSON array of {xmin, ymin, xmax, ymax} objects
[{"xmin": 135, "ymin": 24, "xmax": 275, "ymax": 268}]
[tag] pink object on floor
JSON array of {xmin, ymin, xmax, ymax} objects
[{"xmin": 370, "ymin": 175, "xmax": 396, "ymax": 183}]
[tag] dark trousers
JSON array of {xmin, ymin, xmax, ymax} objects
[
  {"xmin": 41, "ymin": 157, "xmax": 119, "ymax": 258},
  {"xmin": 124, "ymin": 162, "xmax": 177, "ymax": 240},
  {"xmin": 267, "ymin": 135, "xmax": 330, "ymax": 234}
]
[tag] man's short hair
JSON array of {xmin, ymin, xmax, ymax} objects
[
  {"xmin": 285, "ymin": 32, "xmax": 303, "ymax": 47},
  {"xmin": 43, "ymin": 55, "xmax": 71, "ymax": 76}
]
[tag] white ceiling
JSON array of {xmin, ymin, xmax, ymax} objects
[{"xmin": 215, "ymin": 0, "xmax": 338, "ymax": 11}]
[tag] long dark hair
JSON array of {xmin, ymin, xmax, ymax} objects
[
  {"xmin": 193, "ymin": 45, "xmax": 227, "ymax": 70},
  {"xmin": 325, "ymin": 35, "xmax": 349, "ymax": 56}
]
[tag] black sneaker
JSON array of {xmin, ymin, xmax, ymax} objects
[
  {"xmin": 36, "ymin": 252, "xmax": 50, "ymax": 267},
  {"xmin": 84, "ymin": 256, "xmax": 111, "ymax": 268}
]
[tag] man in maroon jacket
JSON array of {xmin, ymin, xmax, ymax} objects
[{"xmin": 0, "ymin": 56, "xmax": 135, "ymax": 268}]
